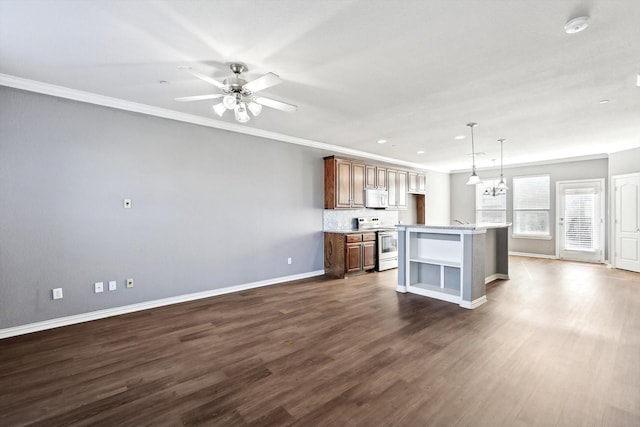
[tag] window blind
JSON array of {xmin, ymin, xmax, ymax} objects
[
  {"xmin": 563, "ymin": 188, "xmax": 596, "ymax": 251},
  {"xmin": 513, "ymin": 175, "xmax": 550, "ymax": 237}
]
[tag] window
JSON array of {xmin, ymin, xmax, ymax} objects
[
  {"xmin": 476, "ymin": 179, "xmax": 507, "ymax": 225},
  {"xmin": 513, "ymin": 175, "xmax": 551, "ymax": 238}
]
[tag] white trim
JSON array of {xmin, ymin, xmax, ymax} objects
[
  {"xmin": 0, "ymin": 270, "xmax": 324, "ymax": 339},
  {"xmin": 406, "ymin": 286, "xmax": 461, "ymax": 304},
  {"xmin": 396, "ymin": 285, "xmax": 407, "ymax": 293},
  {"xmin": 610, "ymin": 172, "xmax": 640, "ymax": 180},
  {"xmin": 509, "ymin": 251, "xmax": 558, "ymax": 259},
  {"xmin": 451, "ymin": 153, "xmax": 609, "ymax": 174},
  {"xmin": 512, "ymin": 234, "xmax": 552, "ymax": 240},
  {"xmin": 485, "ymin": 273, "xmax": 509, "ymax": 284},
  {"xmin": 459, "ymin": 295, "xmax": 487, "ymax": 309},
  {"xmin": 0, "ymin": 73, "xmax": 440, "ymax": 173}
]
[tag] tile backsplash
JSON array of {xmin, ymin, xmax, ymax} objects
[{"xmin": 323, "ymin": 209, "xmax": 399, "ymax": 231}]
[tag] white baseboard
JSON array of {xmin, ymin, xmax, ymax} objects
[
  {"xmin": 396, "ymin": 285, "xmax": 407, "ymax": 293},
  {"xmin": 459, "ymin": 295, "xmax": 487, "ymax": 309},
  {"xmin": 485, "ymin": 273, "xmax": 509, "ymax": 284},
  {"xmin": 509, "ymin": 251, "xmax": 558, "ymax": 260},
  {"xmin": 0, "ymin": 270, "xmax": 324, "ymax": 339}
]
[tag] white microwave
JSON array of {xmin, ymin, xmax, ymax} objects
[{"xmin": 365, "ymin": 188, "xmax": 389, "ymax": 208}]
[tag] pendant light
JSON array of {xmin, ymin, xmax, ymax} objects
[
  {"xmin": 465, "ymin": 122, "xmax": 481, "ymax": 185},
  {"xmin": 496, "ymin": 138, "xmax": 508, "ymax": 193}
]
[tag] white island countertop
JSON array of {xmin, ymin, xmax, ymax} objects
[{"xmin": 397, "ymin": 223, "xmax": 511, "ymax": 231}]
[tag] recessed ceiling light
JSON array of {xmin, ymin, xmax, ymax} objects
[
  {"xmin": 564, "ymin": 16, "xmax": 589, "ymax": 34},
  {"xmin": 455, "ymin": 135, "xmax": 465, "ymax": 140},
  {"xmin": 377, "ymin": 139, "xmax": 387, "ymax": 144},
  {"xmin": 417, "ymin": 150, "xmax": 425, "ymax": 154},
  {"xmin": 599, "ymin": 99, "xmax": 609, "ymax": 104}
]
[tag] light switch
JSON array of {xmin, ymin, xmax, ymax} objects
[
  {"xmin": 108, "ymin": 280, "xmax": 117, "ymax": 291},
  {"xmin": 95, "ymin": 282, "xmax": 104, "ymax": 293},
  {"xmin": 52, "ymin": 288, "xmax": 63, "ymax": 300}
]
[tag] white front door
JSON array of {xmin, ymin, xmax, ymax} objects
[
  {"xmin": 614, "ymin": 174, "xmax": 640, "ymax": 272},
  {"xmin": 557, "ymin": 180, "xmax": 604, "ymax": 263}
]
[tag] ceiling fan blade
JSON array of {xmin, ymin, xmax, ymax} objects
[
  {"xmin": 186, "ymin": 69, "xmax": 227, "ymax": 89},
  {"xmin": 175, "ymin": 94, "xmax": 224, "ymax": 102},
  {"xmin": 254, "ymin": 97, "xmax": 297, "ymax": 113},
  {"xmin": 243, "ymin": 72, "xmax": 282, "ymax": 93}
]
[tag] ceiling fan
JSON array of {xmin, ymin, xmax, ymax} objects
[{"xmin": 176, "ymin": 63, "xmax": 297, "ymax": 123}]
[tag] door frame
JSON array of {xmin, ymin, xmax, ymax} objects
[
  {"xmin": 555, "ymin": 178, "xmax": 605, "ymax": 263},
  {"xmin": 611, "ymin": 172, "xmax": 640, "ymax": 270}
]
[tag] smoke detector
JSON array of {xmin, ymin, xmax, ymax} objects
[{"xmin": 565, "ymin": 16, "xmax": 590, "ymax": 34}]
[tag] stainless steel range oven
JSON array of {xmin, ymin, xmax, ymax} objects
[
  {"xmin": 377, "ymin": 230, "xmax": 398, "ymax": 271},
  {"xmin": 357, "ymin": 217, "xmax": 399, "ymax": 271}
]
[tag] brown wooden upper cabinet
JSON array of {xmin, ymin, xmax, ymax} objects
[
  {"xmin": 387, "ymin": 169, "xmax": 408, "ymax": 209},
  {"xmin": 325, "ymin": 156, "xmax": 365, "ymax": 209},
  {"xmin": 365, "ymin": 165, "xmax": 388, "ymax": 190},
  {"xmin": 408, "ymin": 172, "xmax": 427, "ymax": 194}
]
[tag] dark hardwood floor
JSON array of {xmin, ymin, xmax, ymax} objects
[{"xmin": 1, "ymin": 256, "xmax": 639, "ymax": 426}]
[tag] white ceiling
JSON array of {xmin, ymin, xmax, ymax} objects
[{"xmin": 1, "ymin": 0, "xmax": 639, "ymax": 172}]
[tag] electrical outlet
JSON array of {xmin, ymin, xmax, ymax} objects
[
  {"xmin": 287, "ymin": 257, "xmax": 292, "ymax": 265},
  {"xmin": 108, "ymin": 280, "xmax": 117, "ymax": 291},
  {"xmin": 95, "ymin": 282, "xmax": 104, "ymax": 293},
  {"xmin": 126, "ymin": 278, "xmax": 134, "ymax": 288},
  {"xmin": 123, "ymin": 199, "xmax": 132, "ymax": 209},
  {"xmin": 52, "ymin": 288, "xmax": 63, "ymax": 300}
]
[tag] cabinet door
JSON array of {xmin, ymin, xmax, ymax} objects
[
  {"xmin": 365, "ymin": 165, "xmax": 376, "ymax": 189},
  {"xmin": 362, "ymin": 241, "xmax": 376, "ymax": 270},
  {"xmin": 346, "ymin": 243, "xmax": 362, "ymax": 272},
  {"xmin": 397, "ymin": 171, "xmax": 408, "ymax": 209},
  {"xmin": 387, "ymin": 169, "xmax": 397, "ymax": 207},
  {"xmin": 408, "ymin": 172, "xmax": 418, "ymax": 193},
  {"xmin": 376, "ymin": 167, "xmax": 387, "ymax": 189},
  {"xmin": 351, "ymin": 163, "xmax": 366, "ymax": 207},
  {"xmin": 418, "ymin": 174, "xmax": 426, "ymax": 193},
  {"xmin": 335, "ymin": 159, "xmax": 352, "ymax": 208}
]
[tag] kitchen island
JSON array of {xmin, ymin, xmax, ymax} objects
[{"xmin": 396, "ymin": 224, "xmax": 510, "ymax": 309}]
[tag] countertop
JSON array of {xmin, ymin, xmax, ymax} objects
[
  {"xmin": 396, "ymin": 223, "xmax": 511, "ymax": 231},
  {"xmin": 324, "ymin": 226, "xmax": 398, "ymax": 234}
]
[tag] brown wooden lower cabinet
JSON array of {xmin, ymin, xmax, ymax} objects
[{"xmin": 325, "ymin": 232, "xmax": 377, "ymax": 278}]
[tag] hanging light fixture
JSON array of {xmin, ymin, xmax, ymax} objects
[
  {"xmin": 482, "ymin": 139, "xmax": 508, "ymax": 197},
  {"xmin": 465, "ymin": 122, "xmax": 481, "ymax": 185},
  {"xmin": 496, "ymin": 138, "xmax": 508, "ymax": 193}
]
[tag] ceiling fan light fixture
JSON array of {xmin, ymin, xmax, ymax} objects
[
  {"xmin": 212, "ymin": 102, "xmax": 226, "ymax": 117},
  {"xmin": 234, "ymin": 102, "xmax": 250, "ymax": 123},
  {"xmin": 223, "ymin": 94, "xmax": 237, "ymax": 110},
  {"xmin": 248, "ymin": 101, "xmax": 262, "ymax": 117}
]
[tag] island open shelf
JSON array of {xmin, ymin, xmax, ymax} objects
[{"xmin": 397, "ymin": 224, "xmax": 510, "ymax": 309}]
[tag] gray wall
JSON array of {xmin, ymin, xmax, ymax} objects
[
  {"xmin": 0, "ymin": 87, "xmax": 327, "ymax": 328},
  {"xmin": 450, "ymin": 158, "xmax": 608, "ymax": 257},
  {"xmin": 609, "ymin": 147, "xmax": 640, "ymax": 177}
]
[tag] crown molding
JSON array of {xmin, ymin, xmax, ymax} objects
[
  {"xmin": 450, "ymin": 153, "xmax": 610, "ymax": 174},
  {"xmin": 0, "ymin": 73, "xmax": 441, "ymax": 173}
]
